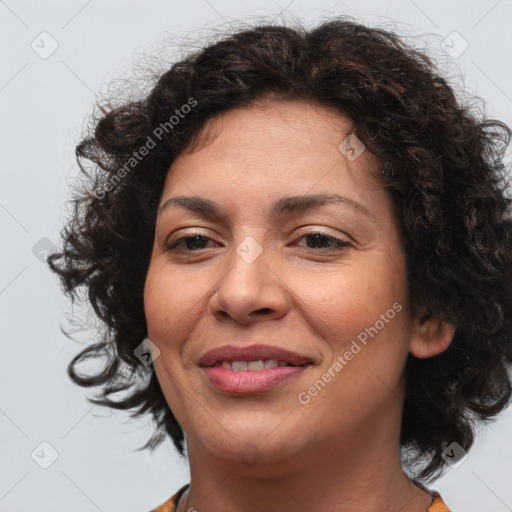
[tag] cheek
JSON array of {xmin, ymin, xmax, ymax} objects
[
  {"xmin": 143, "ymin": 260, "xmax": 218, "ymax": 369},
  {"xmin": 144, "ymin": 263, "xmax": 180, "ymax": 343},
  {"xmin": 304, "ymin": 260, "xmax": 409, "ymax": 379},
  {"xmin": 299, "ymin": 272, "xmax": 409, "ymax": 429},
  {"xmin": 143, "ymin": 263, "xmax": 194, "ymax": 425},
  {"xmin": 307, "ymin": 268, "xmax": 401, "ymax": 336}
]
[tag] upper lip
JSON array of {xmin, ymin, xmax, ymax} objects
[{"xmin": 198, "ymin": 344, "xmax": 313, "ymax": 367}]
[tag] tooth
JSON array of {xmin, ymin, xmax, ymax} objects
[
  {"xmin": 217, "ymin": 359, "xmax": 284, "ymax": 371},
  {"xmin": 247, "ymin": 360, "xmax": 265, "ymax": 371},
  {"xmin": 232, "ymin": 361, "xmax": 248, "ymax": 372}
]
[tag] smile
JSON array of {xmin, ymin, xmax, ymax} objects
[
  {"xmin": 211, "ymin": 359, "xmax": 306, "ymax": 371},
  {"xmin": 202, "ymin": 362, "xmax": 313, "ymax": 394}
]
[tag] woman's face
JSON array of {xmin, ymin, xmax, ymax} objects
[{"xmin": 144, "ymin": 99, "xmax": 426, "ymax": 469}]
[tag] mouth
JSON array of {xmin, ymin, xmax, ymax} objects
[
  {"xmin": 207, "ymin": 359, "xmax": 311, "ymax": 371},
  {"xmin": 198, "ymin": 343, "xmax": 314, "ymax": 368},
  {"xmin": 198, "ymin": 344, "xmax": 314, "ymax": 394}
]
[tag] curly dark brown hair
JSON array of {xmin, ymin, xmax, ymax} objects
[{"xmin": 48, "ymin": 16, "xmax": 512, "ymax": 481}]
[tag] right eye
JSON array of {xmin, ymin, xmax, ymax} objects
[{"xmin": 165, "ymin": 233, "xmax": 222, "ymax": 252}]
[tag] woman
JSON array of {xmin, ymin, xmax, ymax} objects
[{"xmin": 48, "ymin": 17, "xmax": 512, "ymax": 512}]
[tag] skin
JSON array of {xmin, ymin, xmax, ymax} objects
[{"xmin": 144, "ymin": 98, "xmax": 455, "ymax": 512}]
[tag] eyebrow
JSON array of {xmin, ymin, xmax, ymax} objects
[{"xmin": 158, "ymin": 193, "xmax": 375, "ymax": 221}]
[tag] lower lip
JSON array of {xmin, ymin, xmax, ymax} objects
[{"xmin": 202, "ymin": 365, "xmax": 311, "ymax": 394}]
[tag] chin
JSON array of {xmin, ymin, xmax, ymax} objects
[{"xmin": 194, "ymin": 422, "xmax": 307, "ymax": 468}]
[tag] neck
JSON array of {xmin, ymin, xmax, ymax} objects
[{"xmin": 176, "ymin": 405, "xmax": 432, "ymax": 512}]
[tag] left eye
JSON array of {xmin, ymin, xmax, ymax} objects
[
  {"xmin": 165, "ymin": 232, "xmax": 350, "ymax": 252},
  {"xmin": 294, "ymin": 232, "xmax": 351, "ymax": 251}
]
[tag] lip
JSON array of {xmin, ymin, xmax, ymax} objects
[
  {"xmin": 198, "ymin": 343, "xmax": 313, "ymax": 367},
  {"xmin": 198, "ymin": 343, "xmax": 314, "ymax": 395},
  {"xmin": 202, "ymin": 365, "xmax": 311, "ymax": 394}
]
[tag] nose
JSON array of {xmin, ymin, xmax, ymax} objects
[{"xmin": 208, "ymin": 237, "xmax": 289, "ymax": 325}]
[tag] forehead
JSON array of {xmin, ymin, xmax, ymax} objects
[
  {"xmin": 183, "ymin": 98, "xmax": 357, "ymax": 157},
  {"xmin": 161, "ymin": 99, "xmax": 382, "ymax": 199}
]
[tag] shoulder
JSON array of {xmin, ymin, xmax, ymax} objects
[
  {"xmin": 148, "ymin": 483, "xmax": 190, "ymax": 512},
  {"xmin": 428, "ymin": 491, "xmax": 452, "ymax": 512}
]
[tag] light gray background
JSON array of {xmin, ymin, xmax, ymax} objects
[{"xmin": 1, "ymin": 1, "xmax": 511, "ymax": 511}]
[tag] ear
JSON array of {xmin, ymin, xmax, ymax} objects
[{"xmin": 409, "ymin": 305, "xmax": 456, "ymax": 359}]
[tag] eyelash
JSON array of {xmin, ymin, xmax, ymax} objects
[{"xmin": 165, "ymin": 231, "xmax": 352, "ymax": 252}]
